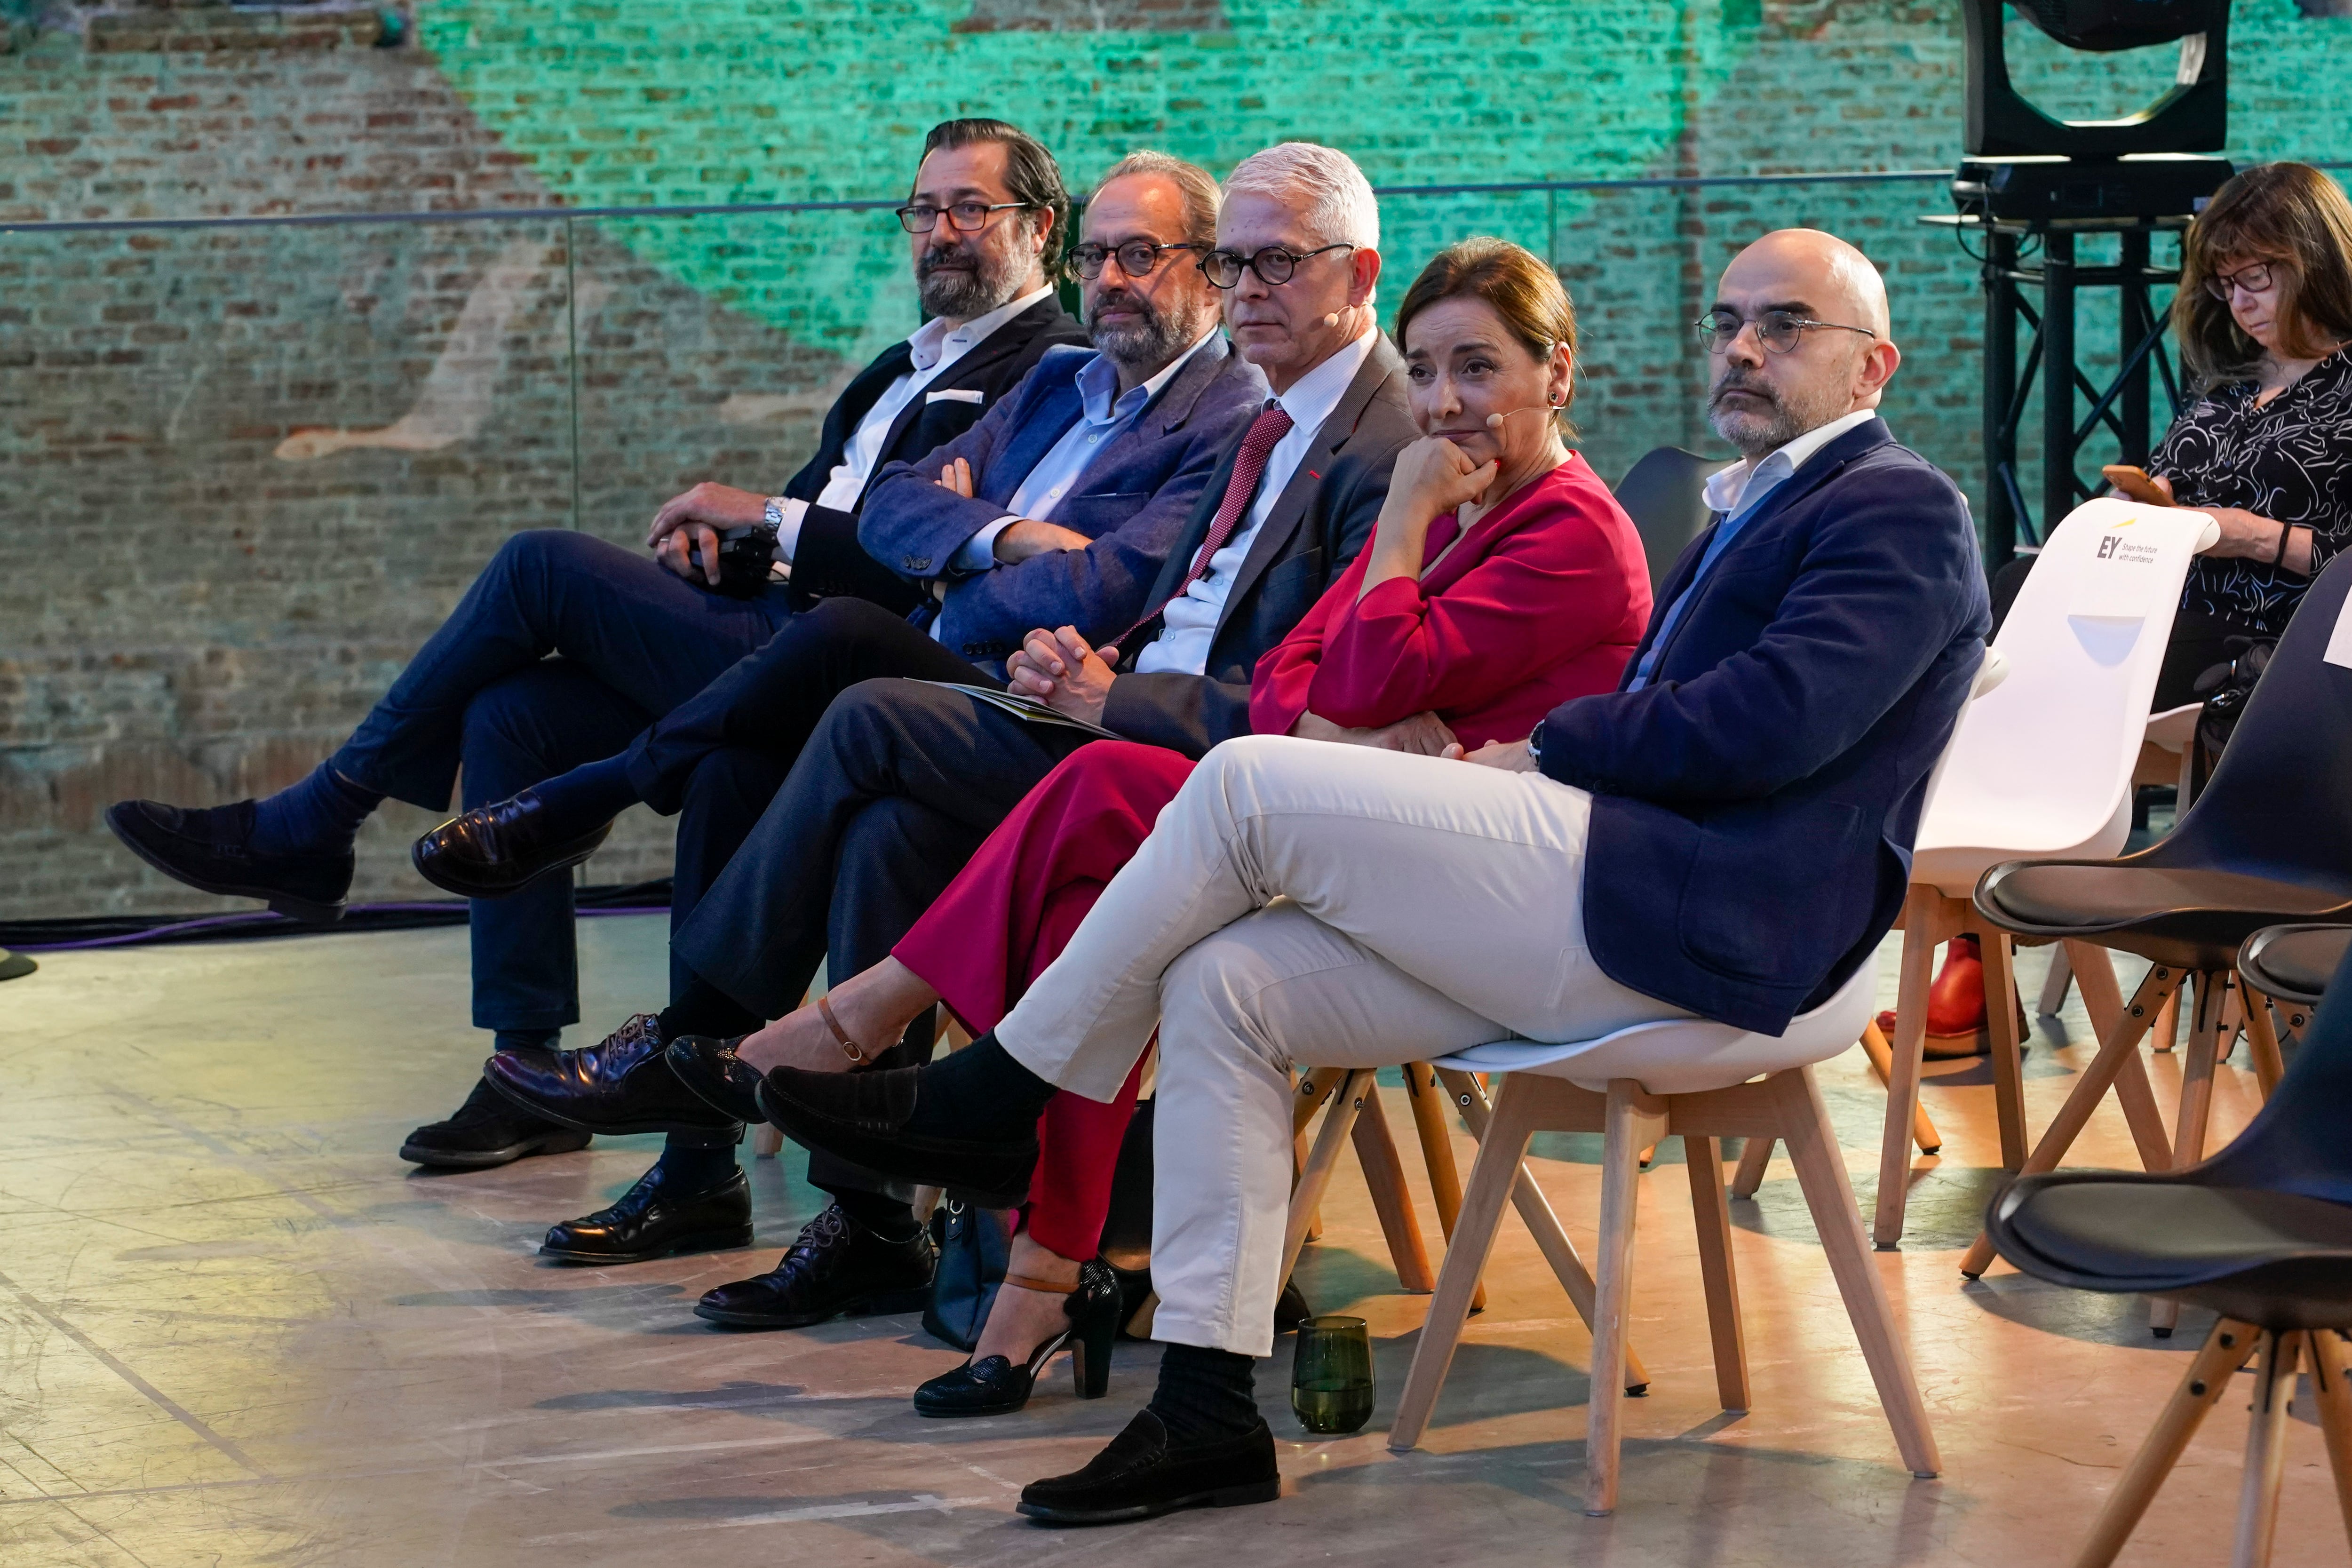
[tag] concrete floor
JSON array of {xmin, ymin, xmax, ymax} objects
[{"xmin": 1, "ymin": 915, "xmax": 2344, "ymax": 1567}]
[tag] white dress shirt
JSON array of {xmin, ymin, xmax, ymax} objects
[
  {"xmin": 1626, "ymin": 407, "xmax": 1881, "ymax": 690},
  {"xmin": 771, "ymin": 285, "xmax": 1056, "ymax": 560},
  {"xmin": 1135, "ymin": 327, "xmax": 1377, "ymax": 677}
]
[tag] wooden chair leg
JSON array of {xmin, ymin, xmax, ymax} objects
[
  {"xmin": 1773, "ymin": 1065, "xmax": 1940, "ymax": 1479},
  {"xmin": 1389, "ymin": 1075, "xmax": 1542, "ymax": 1451},
  {"xmin": 1403, "ymin": 1063, "xmax": 1485, "ymax": 1312},
  {"xmin": 750, "ymin": 1123, "xmax": 785, "ymax": 1157},
  {"xmin": 2153, "ymin": 973, "xmax": 2228, "ymax": 1337},
  {"xmin": 1859, "ymin": 1022, "xmax": 1942, "ymax": 1154},
  {"xmin": 1293, "ymin": 1067, "xmax": 1342, "ymax": 1243},
  {"xmin": 1281, "ymin": 1070, "xmax": 1371, "ymax": 1286},
  {"xmin": 1585, "ymin": 1080, "xmax": 1669, "ymax": 1517},
  {"xmin": 1978, "ymin": 925, "xmax": 2029, "ymax": 1171},
  {"xmin": 1875, "ymin": 887, "xmax": 1947, "ymax": 1249},
  {"xmin": 2233, "ymin": 1329, "xmax": 2301, "ymax": 1568},
  {"xmin": 2241, "ymin": 986, "xmax": 2288, "ymax": 1100},
  {"xmin": 1684, "ymin": 1135, "xmax": 1749, "ymax": 1413},
  {"xmin": 2039, "ymin": 941, "xmax": 2074, "ymax": 1018},
  {"xmin": 1730, "ymin": 1134, "xmax": 1774, "ymax": 1199},
  {"xmin": 2152, "ymin": 987, "xmax": 2182, "ymax": 1053},
  {"xmin": 2067, "ymin": 942, "xmax": 2174, "ymax": 1171},
  {"xmin": 2067, "ymin": 1317, "xmax": 2261, "ymax": 1568},
  {"xmin": 1433, "ymin": 1067, "xmax": 1649, "ymax": 1392},
  {"xmin": 1351, "ymin": 1079, "xmax": 1436, "ymax": 1293},
  {"xmin": 1962, "ymin": 962, "xmax": 2184, "ymax": 1278},
  {"xmin": 2305, "ymin": 1329, "xmax": 2352, "ymax": 1556}
]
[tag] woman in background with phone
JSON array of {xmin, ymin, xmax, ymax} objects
[{"xmin": 2134, "ymin": 160, "xmax": 2352, "ymax": 706}]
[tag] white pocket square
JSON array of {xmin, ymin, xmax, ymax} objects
[{"xmin": 926, "ymin": 388, "xmax": 985, "ymax": 405}]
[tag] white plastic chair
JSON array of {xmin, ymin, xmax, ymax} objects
[
  {"xmin": 1861, "ymin": 499, "xmax": 2218, "ymax": 1248},
  {"xmin": 1385, "ymin": 963, "xmax": 1942, "ymax": 1517}
]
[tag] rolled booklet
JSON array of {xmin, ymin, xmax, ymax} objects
[{"xmin": 914, "ymin": 680, "xmax": 1124, "ymax": 741}]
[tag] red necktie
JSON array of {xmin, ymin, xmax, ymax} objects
[{"xmin": 1103, "ymin": 401, "xmax": 1293, "ymax": 657}]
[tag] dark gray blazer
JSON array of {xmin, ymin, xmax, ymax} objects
[{"xmin": 1103, "ymin": 334, "xmax": 1418, "ymax": 757}]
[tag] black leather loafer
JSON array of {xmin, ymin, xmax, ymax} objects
[
  {"xmin": 1017, "ymin": 1411, "xmax": 1280, "ymax": 1525},
  {"xmin": 399, "ymin": 1077, "xmax": 591, "ymax": 1169},
  {"xmin": 755, "ymin": 1063, "xmax": 1039, "ymax": 1207},
  {"xmin": 484, "ymin": 1014, "xmax": 743, "ymax": 1139},
  {"xmin": 540, "ymin": 1166, "xmax": 753, "ymax": 1264},
  {"xmin": 666, "ymin": 1035, "xmax": 766, "ymax": 1124},
  {"xmin": 692, "ymin": 1203, "xmax": 937, "ymax": 1328},
  {"xmin": 411, "ymin": 790, "xmax": 613, "ymax": 901},
  {"xmin": 105, "ymin": 798, "xmax": 352, "ymax": 924}
]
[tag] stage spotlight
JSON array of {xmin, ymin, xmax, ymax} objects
[{"xmin": 1965, "ymin": 0, "xmax": 2227, "ymax": 161}]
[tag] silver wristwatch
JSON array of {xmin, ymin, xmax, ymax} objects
[
  {"xmin": 762, "ymin": 495, "xmax": 786, "ymax": 532},
  {"xmin": 1526, "ymin": 723, "xmax": 1544, "ymax": 769}
]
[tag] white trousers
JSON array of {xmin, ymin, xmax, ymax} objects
[{"xmin": 994, "ymin": 735, "xmax": 1689, "ymax": 1355}]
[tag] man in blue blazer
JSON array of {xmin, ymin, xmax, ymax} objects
[{"xmin": 754, "ymin": 228, "xmax": 1992, "ymax": 1523}]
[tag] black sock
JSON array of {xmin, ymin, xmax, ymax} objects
[
  {"xmin": 898, "ymin": 1033, "xmax": 1057, "ymax": 1141},
  {"xmin": 1149, "ymin": 1343, "xmax": 1261, "ymax": 1444},
  {"xmin": 524, "ymin": 754, "xmax": 640, "ymax": 842},
  {"xmin": 650, "ymin": 1141, "xmax": 738, "ymax": 1193},
  {"xmin": 827, "ymin": 1187, "xmax": 924, "ymax": 1244},
  {"xmin": 656, "ymin": 975, "xmax": 763, "ymax": 1043},
  {"xmin": 492, "ymin": 1028, "xmax": 559, "ymax": 1053},
  {"xmin": 249, "ymin": 763, "xmax": 383, "ymax": 857}
]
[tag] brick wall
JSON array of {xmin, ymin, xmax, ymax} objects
[{"xmin": 5, "ymin": 0, "xmax": 2349, "ymax": 917}]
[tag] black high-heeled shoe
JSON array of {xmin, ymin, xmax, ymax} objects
[{"xmin": 913, "ymin": 1258, "xmax": 1120, "ymax": 1418}]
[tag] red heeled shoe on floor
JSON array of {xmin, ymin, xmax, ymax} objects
[{"xmin": 1876, "ymin": 934, "xmax": 1991, "ymax": 1059}]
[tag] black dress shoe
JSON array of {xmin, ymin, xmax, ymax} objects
[
  {"xmin": 1017, "ymin": 1411, "xmax": 1280, "ymax": 1525},
  {"xmin": 540, "ymin": 1166, "xmax": 753, "ymax": 1264},
  {"xmin": 666, "ymin": 1035, "xmax": 765, "ymax": 1123},
  {"xmin": 411, "ymin": 789, "xmax": 613, "ymax": 901},
  {"xmin": 914, "ymin": 1258, "xmax": 1120, "ymax": 1417},
  {"xmin": 105, "ymin": 798, "xmax": 352, "ymax": 924},
  {"xmin": 484, "ymin": 1014, "xmax": 742, "ymax": 1139},
  {"xmin": 399, "ymin": 1077, "xmax": 592, "ymax": 1169},
  {"xmin": 755, "ymin": 1063, "xmax": 1039, "ymax": 1207},
  {"xmin": 692, "ymin": 1203, "xmax": 937, "ymax": 1328}
]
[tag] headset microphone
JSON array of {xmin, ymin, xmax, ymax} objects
[{"xmin": 1322, "ymin": 311, "xmax": 1342, "ymax": 327}]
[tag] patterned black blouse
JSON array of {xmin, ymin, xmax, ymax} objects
[{"xmin": 2153, "ymin": 344, "xmax": 2352, "ymax": 634}]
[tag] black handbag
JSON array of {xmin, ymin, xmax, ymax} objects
[
  {"xmin": 2188, "ymin": 635, "xmax": 2277, "ymax": 802},
  {"xmin": 921, "ymin": 1199, "xmax": 1014, "ymax": 1352}
]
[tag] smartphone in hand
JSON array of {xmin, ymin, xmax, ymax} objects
[{"xmin": 2101, "ymin": 464, "xmax": 2175, "ymax": 507}]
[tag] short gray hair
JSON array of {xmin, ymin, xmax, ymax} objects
[
  {"xmin": 1221, "ymin": 142, "xmax": 1380, "ymax": 251},
  {"xmin": 1093, "ymin": 150, "xmax": 1221, "ymax": 247}
]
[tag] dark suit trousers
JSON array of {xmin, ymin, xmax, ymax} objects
[
  {"xmin": 671, "ymin": 677, "xmax": 1093, "ymax": 1195},
  {"xmin": 328, "ymin": 529, "xmax": 792, "ymax": 1031}
]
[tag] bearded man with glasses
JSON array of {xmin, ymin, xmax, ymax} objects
[{"xmin": 104, "ymin": 117, "xmax": 1089, "ymax": 1174}]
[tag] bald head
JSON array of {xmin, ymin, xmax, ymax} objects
[{"xmin": 1705, "ymin": 228, "xmax": 1901, "ymax": 459}]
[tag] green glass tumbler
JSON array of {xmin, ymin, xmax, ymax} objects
[{"xmin": 1290, "ymin": 1314, "xmax": 1375, "ymax": 1434}]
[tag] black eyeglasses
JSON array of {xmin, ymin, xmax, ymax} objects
[
  {"xmin": 897, "ymin": 200, "xmax": 1035, "ymax": 235},
  {"xmin": 1694, "ymin": 309, "xmax": 1879, "ymax": 356},
  {"xmin": 2206, "ymin": 260, "xmax": 2278, "ymax": 301},
  {"xmin": 1069, "ymin": 239, "xmax": 1208, "ymax": 281},
  {"xmin": 1199, "ymin": 242, "xmax": 1355, "ymax": 289}
]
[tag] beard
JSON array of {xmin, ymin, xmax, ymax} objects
[
  {"xmin": 917, "ymin": 237, "xmax": 1022, "ymax": 319},
  {"xmin": 1706, "ymin": 365, "xmax": 1853, "ymax": 458},
  {"xmin": 1089, "ymin": 286, "xmax": 1193, "ymax": 374}
]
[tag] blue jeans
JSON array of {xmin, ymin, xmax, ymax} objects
[{"xmin": 330, "ymin": 529, "xmax": 792, "ymax": 1031}]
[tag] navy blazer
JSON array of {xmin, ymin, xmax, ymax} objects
[
  {"xmin": 1104, "ymin": 334, "xmax": 1418, "ymax": 757},
  {"xmin": 856, "ymin": 337, "xmax": 1268, "ymax": 669},
  {"xmin": 785, "ymin": 295, "xmax": 1088, "ymax": 612},
  {"xmin": 1538, "ymin": 418, "xmax": 1991, "ymax": 1033}
]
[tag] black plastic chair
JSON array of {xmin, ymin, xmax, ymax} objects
[
  {"xmin": 2240, "ymin": 922, "xmax": 2350, "ymax": 1014},
  {"xmin": 1985, "ymin": 935, "xmax": 2352, "ymax": 1568},
  {"xmin": 1612, "ymin": 446, "xmax": 1723, "ymax": 598},
  {"xmin": 1962, "ymin": 554, "xmax": 2352, "ymax": 1290}
]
